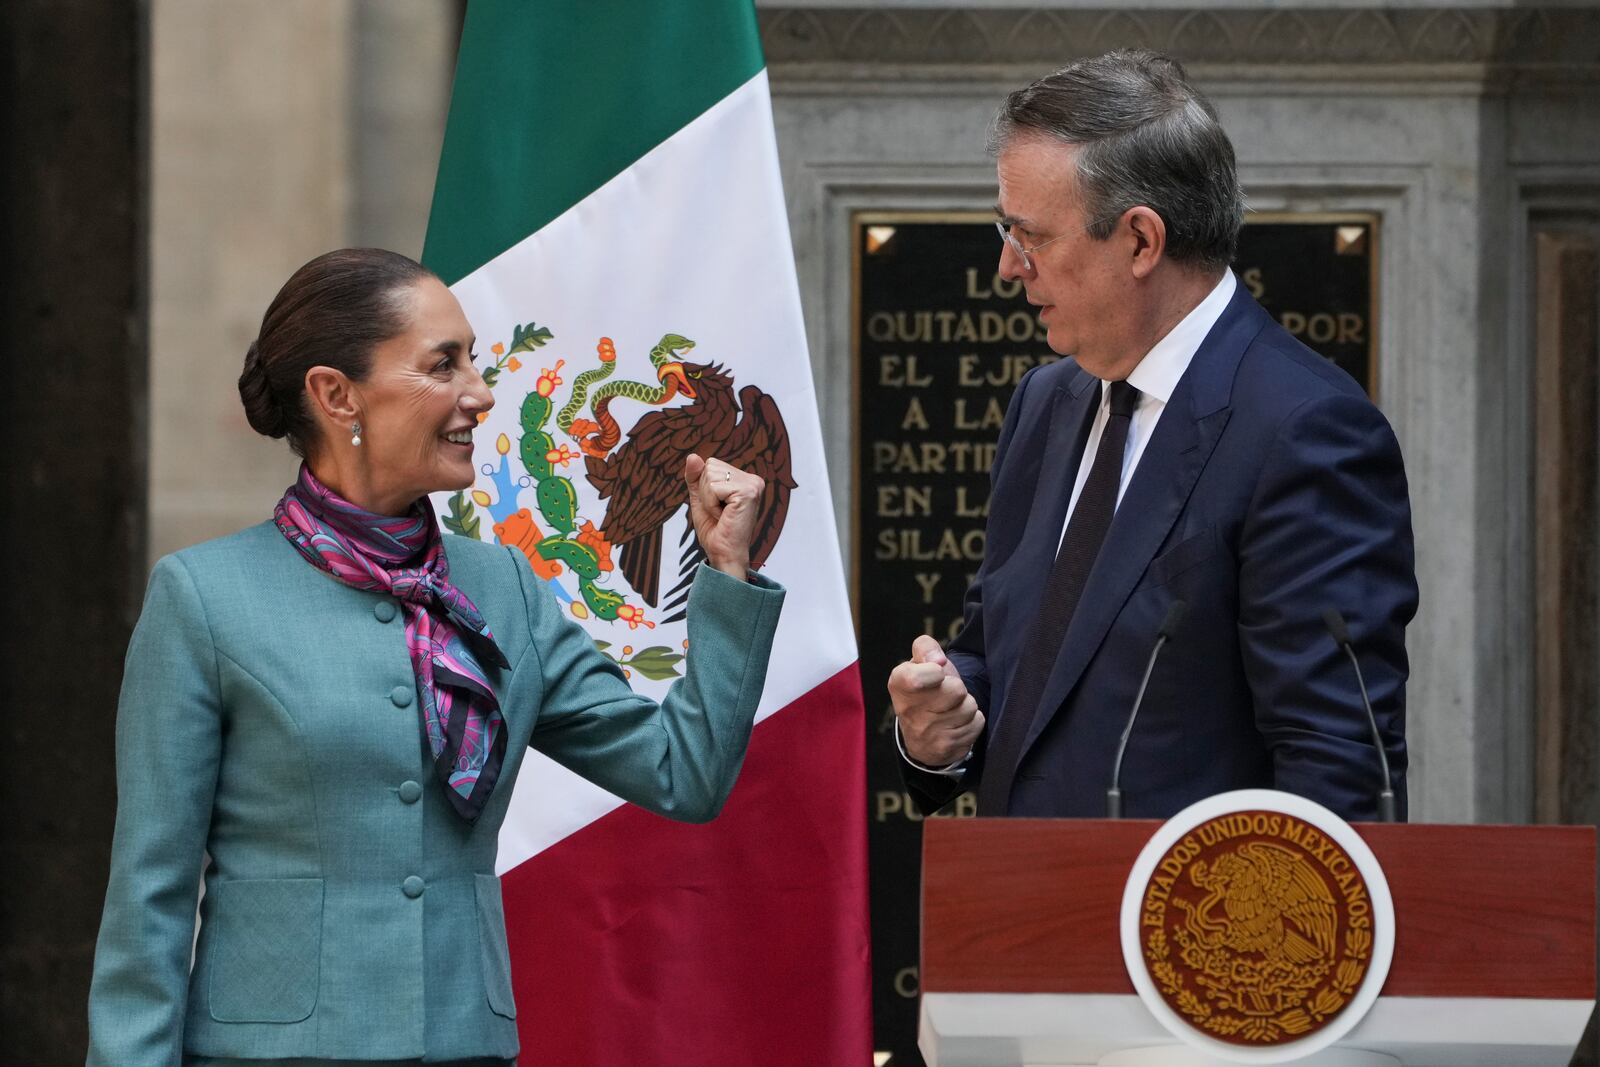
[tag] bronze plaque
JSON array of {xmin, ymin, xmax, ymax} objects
[
  {"xmin": 1236, "ymin": 214, "xmax": 1378, "ymax": 397},
  {"xmin": 852, "ymin": 212, "xmax": 1378, "ymax": 1064}
]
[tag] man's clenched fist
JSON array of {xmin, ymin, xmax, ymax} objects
[{"xmin": 888, "ymin": 635, "xmax": 986, "ymax": 767}]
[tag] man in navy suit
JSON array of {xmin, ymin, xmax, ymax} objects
[{"xmin": 889, "ymin": 50, "xmax": 1417, "ymax": 822}]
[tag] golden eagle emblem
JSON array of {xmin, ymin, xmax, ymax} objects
[
  {"xmin": 1139, "ymin": 810, "xmax": 1377, "ymax": 1046},
  {"xmin": 1180, "ymin": 842, "xmax": 1338, "ymax": 971}
]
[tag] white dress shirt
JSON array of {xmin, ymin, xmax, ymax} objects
[
  {"xmin": 899, "ymin": 270, "xmax": 1238, "ymax": 775},
  {"xmin": 1059, "ymin": 269, "xmax": 1236, "ymax": 541}
]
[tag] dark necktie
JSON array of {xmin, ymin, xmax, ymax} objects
[{"xmin": 976, "ymin": 379, "xmax": 1140, "ymax": 816}]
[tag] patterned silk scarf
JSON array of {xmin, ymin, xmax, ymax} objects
[{"xmin": 274, "ymin": 464, "xmax": 510, "ymax": 822}]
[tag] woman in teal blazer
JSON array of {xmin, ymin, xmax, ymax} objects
[{"xmin": 86, "ymin": 249, "xmax": 784, "ymax": 1066}]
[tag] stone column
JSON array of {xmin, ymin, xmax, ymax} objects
[
  {"xmin": 147, "ymin": 0, "xmax": 459, "ymax": 563},
  {"xmin": 147, "ymin": 0, "xmax": 355, "ymax": 563},
  {"xmin": 349, "ymin": 0, "xmax": 458, "ymax": 256},
  {"xmin": 0, "ymin": 0, "xmax": 148, "ymax": 1061}
]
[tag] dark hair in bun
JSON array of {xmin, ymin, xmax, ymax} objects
[{"xmin": 238, "ymin": 247, "xmax": 436, "ymax": 456}]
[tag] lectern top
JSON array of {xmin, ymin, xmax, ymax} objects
[{"xmin": 920, "ymin": 818, "xmax": 1596, "ymax": 1001}]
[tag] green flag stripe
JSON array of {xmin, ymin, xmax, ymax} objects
[{"xmin": 423, "ymin": 0, "xmax": 765, "ymax": 286}]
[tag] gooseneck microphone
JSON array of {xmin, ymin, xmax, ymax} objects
[
  {"xmin": 1106, "ymin": 600, "xmax": 1188, "ymax": 818},
  {"xmin": 1322, "ymin": 607, "xmax": 1397, "ymax": 823}
]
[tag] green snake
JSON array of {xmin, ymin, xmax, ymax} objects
[{"xmin": 556, "ymin": 334, "xmax": 696, "ymax": 454}]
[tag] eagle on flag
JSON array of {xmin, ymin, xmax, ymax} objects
[{"xmin": 583, "ymin": 359, "xmax": 795, "ymax": 621}]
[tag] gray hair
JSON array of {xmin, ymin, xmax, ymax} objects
[{"xmin": 990, "ymin": 50, "xmax": 1244, "ymax": 271}]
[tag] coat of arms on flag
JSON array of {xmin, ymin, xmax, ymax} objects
[{"xmin": 443, "ymin": 324, "xmax": 795, "ymax": 659}]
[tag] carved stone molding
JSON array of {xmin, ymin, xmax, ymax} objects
[{"xmin": 760, "ymin": 7, "xmax": 1600, "ymax": 74}]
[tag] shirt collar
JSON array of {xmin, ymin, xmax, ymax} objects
[{"xmin": 1117, "ymin": 270, "xmax": 1237, "ymax": 406}]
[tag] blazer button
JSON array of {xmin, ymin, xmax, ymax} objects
[
  {"xmin": 402, "ymin": 875, "xmax": 425, "ymax": 899},
  {"xmin": 398, "ymin": 780, "xmax": 422, "ymax": 804},
  {"xmin": 391, "ymin": 685, "xmax": 414, "ymax": 708},
  {"xmin": 374, "ymin": 600, "xmax": 398, "ymax": 623}
]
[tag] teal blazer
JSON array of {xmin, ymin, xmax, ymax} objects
[{"xmin": 86, "ymin": 522, "xmax": 784, "ymax": 1064}]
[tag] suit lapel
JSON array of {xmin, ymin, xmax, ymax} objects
[
  {"xmin": 1008, "ymin": 374, "xmax": 1099, "ymax": 592},
  {"xmin": 1017, "ymin": 286, "xmax": 1268, "ymax": 758}
]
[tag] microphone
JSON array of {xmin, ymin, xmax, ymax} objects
[
  {"xmin": 1322, "ymin": 608, "xmax": 1397, "ymax": 823},
  {"xmin": 1107, "ymin": 600, "xmax": 1188, "ymax": 818}
]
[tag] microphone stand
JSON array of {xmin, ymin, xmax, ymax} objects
[
  {"xmin": 1106, "ymin": 600, "xmax": 1187, "ymax": 818},
  {"xmin": 1323, "ymin": 608, "xmax": 1397, "ymax": 823}
]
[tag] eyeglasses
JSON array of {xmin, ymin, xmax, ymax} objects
[
  {"xmin": 994, "ymin": 216, "xmax": 1118, "ymax": 272},
  {"xmin": 995, "ymin": 222, "xmax": 1068, "ymax": 272}
]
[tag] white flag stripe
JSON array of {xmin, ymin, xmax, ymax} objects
[{"xmin": 445, "ymin": 71, "xmax": 856, "ymax": 870}]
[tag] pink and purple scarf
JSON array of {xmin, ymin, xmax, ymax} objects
[{"xmin": 274, "ymin": 464, "xmax": 510, "ymax": 822}]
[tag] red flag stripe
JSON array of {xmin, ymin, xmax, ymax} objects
[{"xmin": 502, "ymin": 665, "xmax": 872, "ymax": 1065}]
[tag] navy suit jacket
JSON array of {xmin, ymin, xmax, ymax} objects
[{"xmin": 905, "ymin": 283, "xmax": 1417, "ymax": 822}]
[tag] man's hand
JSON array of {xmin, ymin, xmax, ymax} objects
[{"xmin": 888, "ymin": 635, "xmax": 985, "ymax": 767}]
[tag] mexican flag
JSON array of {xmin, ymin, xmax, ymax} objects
[{"xmin": 422, "ymin": 2, "xmax": 871, "ymax": 1064}]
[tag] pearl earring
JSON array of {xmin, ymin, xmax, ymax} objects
[{"xmin": 351, "ymin": 421, "xmax": 363, "ymax": 447}]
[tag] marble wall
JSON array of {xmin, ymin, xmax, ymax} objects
[{"xmin": 759, "ymin": 1, "xmax": 1600, "ymax": 826}]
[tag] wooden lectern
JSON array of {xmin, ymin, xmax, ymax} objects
[{"xmin": 920, "ymin": 819, "xmax": 1596, "ymax": 1066}]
